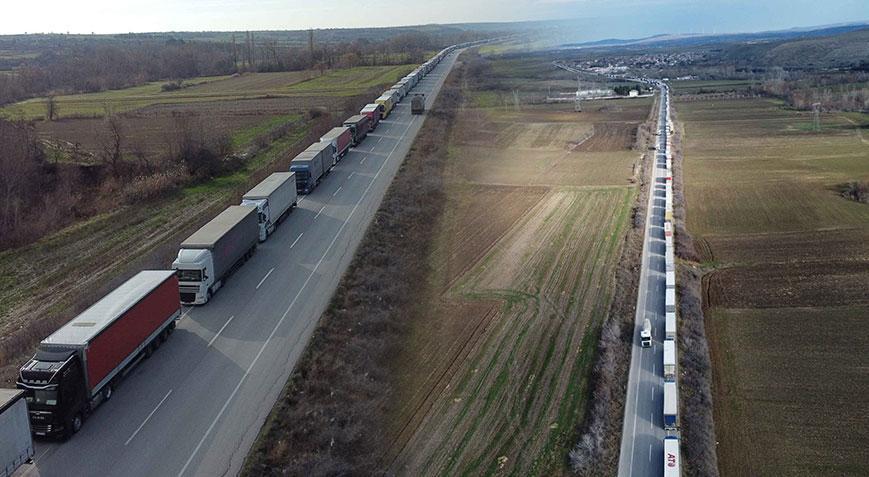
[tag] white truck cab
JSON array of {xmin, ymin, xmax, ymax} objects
[
  {"xmin": 641, "ymin": 318, "xmax": 652, "ymax": 348},
  {"xmin": 172, "ymin": 248, "xmax": 216, "ymax": 305},
  {"xmin": 241, "ymin": 198, "xmax": 271, "ymax": 242}
]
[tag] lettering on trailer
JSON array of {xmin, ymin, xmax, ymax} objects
[{"xmin": 666, "ymin": 452, "xmax": 678, "ymax": 467}]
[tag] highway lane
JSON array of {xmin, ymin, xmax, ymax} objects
[
  {"xmin": 617, "ymin": 82, "xmax": 670, "ymax": 477},
  {"xmin": 21, "ymin": 49, "xmax": 465, "ymax": 477}
]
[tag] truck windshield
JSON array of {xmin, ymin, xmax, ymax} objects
[
  {"xmin": 176, "ymin": 269, "xmax": 202, "ymax": 281},
  {"xmin": 27, "ymin": 389, "xmax": 58, "ymax": 406}
]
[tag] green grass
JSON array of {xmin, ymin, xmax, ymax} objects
[
  {"xmin": 1, "ymin": 64, "xmax": 415, "ymax": 120},
  {"xmin": 229, "ymin": 113, "xmax": 301, "ymax": 149},
  {"xmin": 670, "ymin": 79, "xmax": 762, "ymax": 94}
]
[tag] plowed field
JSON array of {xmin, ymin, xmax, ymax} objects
[
  {"xmin": 678, "ymin": 94, "xmax": 869, "ymax": 476},
  {"xmin": 381, "ymin": 58, "xmax": 651, "ymax": 476}
]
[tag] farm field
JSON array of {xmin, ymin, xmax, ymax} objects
[
  {"xmin": 383, "ymin": 57, "xmax": 650, "ymax": 475},
  {"xmin": 0, "ymin": 64, "xmax": 414, "ymax": 120},
  {"xmin": 677, "ymin": 93, "xmax": 869, "ymax": 476},
  {"xmin": 669, "ymin": 79, "xmax": 761, "ymax": 95}
]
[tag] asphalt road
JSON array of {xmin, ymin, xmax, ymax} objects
[
  {"xmin": 617, "ymin": 81, "xmax": 671, "ymax": 477},
  {"xmin": 20, "ymin": 50, "xmax": 464, "ymax": 477}
]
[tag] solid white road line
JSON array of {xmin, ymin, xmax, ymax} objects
[
  {"xmin": 125, "ymin": 389, "xmax": 173, "ymax": 446},
  {"xmin": 177, "ymin": 109, "xmax": 420, "ymax": 477},
  {"xmin": 256, "ymin": 268, "xmax": 275, "ymax": 290},
  {"xmin": 314, "ymin": 205, "xmax": 326, "ymax": 219},
  {"xmin": 207, "ymin": 315, "xmax": 235, "ymax": 348},
  {"xmin": 290, "ymin": 233, "xmax": 303, "ymax": 249}
]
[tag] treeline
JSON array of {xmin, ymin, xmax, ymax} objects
[{"xmin": 0, "ymin": 30, "xmax": 493, "ymax": 107}]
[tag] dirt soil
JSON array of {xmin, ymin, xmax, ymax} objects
[{"xmin": 677, "ymin": 95, "xmax": 869, "ymax": 476}]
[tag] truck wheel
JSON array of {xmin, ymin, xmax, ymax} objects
[
  {"xmin": 103, "ymin": 385, "xmax": 113, "ymax": 402},
  {"xmin": 65, "ymin": 413, "xmax": 83, "ymax": 439},
  {"xmin": 206, "ymin": 289, "xmax": 213, "ymax": 302}
]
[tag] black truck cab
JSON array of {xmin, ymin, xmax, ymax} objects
[{"xmin": 17, "ymin": 348, "xmax": 88, "ymax": 438}]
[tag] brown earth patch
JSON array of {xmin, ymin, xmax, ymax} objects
[{"xmin": 574, "ymin": 122, "xmax": 639, "ymax": 152}]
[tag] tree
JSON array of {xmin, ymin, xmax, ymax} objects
[
  {"xmin": 46, "ymin": 95, "xmax": 58, "ymax": 121},
  {"xmin": 101, "ymin": 115, "xmax": 124, "ymax": 177}
]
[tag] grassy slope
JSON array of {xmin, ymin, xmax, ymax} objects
[{"xmin": 678, "ymin": 91, "xmax": 869, "ymax": 476}]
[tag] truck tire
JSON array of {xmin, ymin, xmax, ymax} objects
[
  {"xmin": 65, "ymin": 413, "xmax": 83, "ymax": 439},
  {"xmin": 103, "ymin": 385, "xmax": 113, "ymax": 402}
]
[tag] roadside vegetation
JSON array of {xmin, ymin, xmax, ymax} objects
[{"xmin": 676, "ymin": 89, "xmax": 869, "ymax": 476}]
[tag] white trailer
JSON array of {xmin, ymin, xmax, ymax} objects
[
  {"xmin": 663, "ymin": 381, "xmax": 678, "ymax": 429},
  {"xmin": 665, "ymin": 234, "xmax": 674, "ymax": 250},
  {"xmin": 0, "ymin": 389, "xmax": 33, "ymax": 477},
  {"xmin": 665, "ymin": 247, "xmax": 675, "ymax": 272},
  {"xmin": 665, "ymin": 287, "xmax": 676, "ymax": 314},
  {"xmin": 664, "ymin": 221, "xmax": 673, "ymax": 239},
  {"xmin": 665, "ymin": 312, "xmax": 677, "ymax": 340},
  {"xmin": 663, "ymin": 339, "xmax": 676, "ymax": 381},
  {"xmin": 664, "ymin": 436, "xmax": 680, "ymax": 477},
  {"xmin": 242, "ymin": 172, "xmax": 297, "ymax": 242},
  {"xmin": 666, "ymin": 270, "xmax": 676, "ymax": 290}
]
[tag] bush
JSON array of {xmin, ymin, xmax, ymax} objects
[
  {"xmin": 160, "ymin": 80, "xmax": 184, "ymax": 92},
  {"xmin": 841, "ymin": 180, "xmax": 869, "ymax": 203}
]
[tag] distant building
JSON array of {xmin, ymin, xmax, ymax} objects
[
  {"xmin": 576, "ymin": 89, "xmax": 612, "ymax": 98},
  {"xmin": 629, "ymin": 90, "xmax": 639, "ymax": 97}
]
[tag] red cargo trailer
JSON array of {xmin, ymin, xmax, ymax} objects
[
  {"xmin": 360, "ymin": 103, "xmax": 383, "ymax": 129},
  {"xmin": 320, "ymin": 127, "xmax": 353, "ymax": 159},
  {"xmin": 17, "ymin": 271, "xmax": 181, "ymax": 437}
]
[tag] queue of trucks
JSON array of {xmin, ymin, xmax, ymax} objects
[
  {"xmin": 657, "ymin": 79, "xmax": 682, "ymax": 474},
  {"xmin": 8, "ymin": 40, "xmax": 492, "ymax": 445}
]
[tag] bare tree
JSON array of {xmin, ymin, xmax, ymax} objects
[
  {"xmin": 101, "ymin": 115, "xmax": 124, "ymax": 177},
  {"xmin": 45, "ymin": 96, "xmax": 58, "ymax": 121}
]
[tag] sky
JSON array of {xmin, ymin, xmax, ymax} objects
[{"xmin": 3, "ymin": 0, "xmax": 868, "ymax": 40}]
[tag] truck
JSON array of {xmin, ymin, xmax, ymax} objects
[
  {"xmin": 411, "ymin": 94, "xmax": 425, "ymax": 115},
  {"xmin": 663, "ymin": 338, "xmax": 676, "ymax": 381},
  {"xmin": 291, "ymin": 141, "xmax": 334, "ymax": 194},
  {"xmin": 320, "ymin": 126, "xmax": 353, "ymax": 159},
  {"xmin": 641, "ymin": 318, "xmax": 652, "ymax": 348},
  {"xmin": 665, "ymin": 246, "xmax": 675, "ymax": 272},
  {"xmin": 343, "ymin": 114, "xmax": 371, "ymax": 145},
  {"xmin": 663, "ymin": 436, "xmax": 680, "ymax": 477},
  {"xmin": 0, "ymin": 389, "xmax": 33, "ymax": 475},
  {"xmin": 664, "ymin": 221, "xmax": 673, "ymax": 239},
  {"xmin": 665, "ymin": 287, "xmax": 676, "ymax": 314},
  {"xmin": 17, "ymin": 271, "xmax": 180, "ymax": 438},
  {"xmin": 663, "ymin": 381, "xmax": 678, "ymax": 429},
  {"xmin": 665, "ymin": 312, "xmax": 677, "ymax": 340},
  {"xmin": 375, "ymin": 93, "xmax": 395, "ymax": 118},
  {"xmin": 665, "ymin": 270, "xmax": 676, "ymax": 290},
  {"xmin": 241, "ymin": 172, "xmax": 297, "ymax": 242},
  {"xmin": 360, "ymin": 103, "xmax": 384, "ymax": 125},
  {"xmin": 172, "ymin": 206, "xmax": 258, "ymax": 305}
]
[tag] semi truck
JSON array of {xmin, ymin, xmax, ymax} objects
[
  {"xmin": 320, "ymin": 126, "xmax": 353, "ymax": 159},
  {"xmin": 375, "ymin": 93, "xmax": 395, "ymax": 118},
  {"xmin": 291, "ymin": 141, "xmax": 334, "ymax": 194},
  {"xmin": 663, "ymin": 381, "xmax": 678, "ymax": 429},
  {"xmin": 663, "ymin": 436, "xmax": 680, "ymax": 477},
  {"xmin": 663, "ymin": 339, "xmax": 676, "ymax": 381},
  {"xmin": 665, "ymin": 247, "xmax": 675, "ymax": 272},
  {"xmin": 665, "ymin": 287, "xmax": 676, "ymax": 314},
  {"xmin": 0, "ymin": 389, "xmax": 33, "ymax": 475},
  {"xmin": 666, "ymin": 270, "xmax": 675, "ymax": 290},
  {"xmin": 241, "ymin": 172, "xmax": 297, "ymax": 242},
  {"xmin": 411, "ymin": 94, "xmax": 425, "ymax": 115},
  {"xmin": 641, "ymin": 318, "xmax": 652, "ymax": 348},
  {"xmin": 665, "ymin": 312, "xmax": 677, "ymax": 340},
  {"xmin": 172, "ymin": 206, "xmax": 258, "ymax": 305},
  {"xmin": 360, "ymin": 103, "xmax": 384, "ymax": 124},
  {"xmin": 664, "ymin": 221, "xmax": 673, "ymax": 239},
  {"xmin": 343, "ymin": 115, "xmax": 371, "ymax": 145},
  {"xmin": 17, "ymin": 271, "xmax": 180, "ymax": 437}
]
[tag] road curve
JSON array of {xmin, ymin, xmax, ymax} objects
[{"xmin": 20, "ymin": 49, "xmax": 465, "ymax": 477}]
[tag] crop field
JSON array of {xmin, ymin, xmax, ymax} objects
[
  {"xmin": 382, "ymin": 56, "xmax": 650, "ymax": 476},
  {"xmin": 677, "ymin": 93, "xmax": 869, "ymax": 476},
  {"xmin": 669, "ymin": 79, "xmax": 761, "ymax": 95},
  {"xmin": 0, "ymin": 64, "xmax": 413, "ymax": 120}
]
